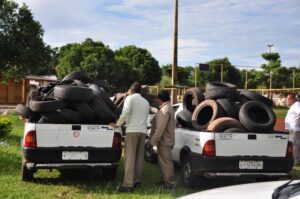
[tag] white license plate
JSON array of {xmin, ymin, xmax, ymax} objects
[
  {"xmin": 239, "ymin": 161, "xmax": 263, "ymax": 170},
  {"xmin": 62, "ymin": 151, "xmax": 88, "ymax": 160}
]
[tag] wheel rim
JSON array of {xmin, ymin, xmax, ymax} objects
[{"xmin": 183, "ymin": 161, "xmax": 192, "ymax": 184}]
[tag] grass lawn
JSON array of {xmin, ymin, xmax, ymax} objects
[
  {"xmin": 273, "ymin": 107, "xmax": 288, "ymax": 118},
  {"xmin": 0, "ymin": 111, "xmax": 298, "ymax": 199}
]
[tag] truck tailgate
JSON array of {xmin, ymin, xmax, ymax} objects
[
  {"xmin": 215, "ymin": 132, "xmax": 288, "ymax": 157},
  {"xmin": 36, "ymin": 124, "xmax": 114, "ymax": 148}
]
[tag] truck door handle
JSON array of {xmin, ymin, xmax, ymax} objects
[{"xmin": 248, "ymin": 134, "xmax": 256, "ymax": 140}]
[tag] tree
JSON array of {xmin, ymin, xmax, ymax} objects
[
  {"xmin": 115, "ymin": 45, "xmax": 162, "ymax": 85},
  {"xmin": 56, "ymin": 38, "xmax": 135, "ymax": 89},
  {"xmin": 0, "ymin": 0, "xmax": 54, "ymax": 80},
  {"xmin": 206, "ymin": 57, "xmax": 242, "ymax": 87},
  {"xmin": 161, "ymin": 64, "xmax": 194, "ymax": 86},
  {"xmin": 260, "ymin": 52, "xmax": 282, "ymax": 88}
]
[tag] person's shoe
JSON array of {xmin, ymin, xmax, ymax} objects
[
  {"xmin": 153, "ymin": 180, "xmax": 165, "ymax": 186},
  {"xmin": 116, "ymin": 185, "xmax": 134, "ymax": 193},
  {"xmin": 134, "ymin": 181, "xmax": 141, "ymax": 188}
]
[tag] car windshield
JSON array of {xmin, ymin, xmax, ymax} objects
[{"xmin": 273, "ymin": 181, "xmax": 300, "ymax": 199}]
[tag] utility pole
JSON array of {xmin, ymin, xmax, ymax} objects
[
  {"xmin": 221, "ymin": 63, "xmax": 224, "ymax": 82},
  {"xmin": 171, "ymin": 0, "xmax": 178, "ymax": 104},
  {"xmin": 293, "ymin": 69, "xmax": 295, "ymax": 93}
]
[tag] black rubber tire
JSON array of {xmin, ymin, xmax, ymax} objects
[
  {"xmin": 28, "ymin": 112, "xmax": 41, "ymax": 123},
  {"xmin": 102, "ymin": 167, "xmax": 118, "ymax": 181},
  {"xmin": 89, "ymin": 84, "xmax": 116, "ymax": 111},
  {"xmin": 57, "ymin": 108, "xmax": 82, "ymax": 123},
  {"xmin": 113, "ymin": 93, "xmax": 127, "ymax": 107},
  {"xmin": 16, "ymin": 104, "xmax": 32, "ymax": 119},
  {"xmin": 183, "ymin": 88, "xmax": 205, "ymax": 113},
  {"xmin": 176, "ymin": 110, "xmax": 193, "ymax": 128},
  {"xmin": 62, "ymin": 71, "xmax": 91, "ymax": 83},
  {"xmin": 41, "ymin": 112, "xmax": 67, "ymax": 123},
  {"xmin": 205, "ymin": 81, "xmax": 238, "ymax": 100},
  {"xmin": 240, "ymin": 90, "xmax": 273, "ymax": 107},
  {"xmin": 182, "ymin": 155, "xmax": 200, "ymax": 189},
  {"xmin": 239, "ymin": 101, "xmax": 276, "ymax": 132},
  {"xmin": 224, "ymin": 127, "xmax": 246, "ymax": 133},
  {"xmin": 191, "ymin": 100, "xmax": 224, "ymax": 130},
  {"xmin": 72, "ymin": 102, "xmax": 96, "ymax": 123},
  {"xmin": 29, "ymin": 96, "xmax": 65, "ymax": 112},
  {"xmin": 92, "ymin": 80, "xmax": 110, "ymax": 92},
  {"xmin": 207, "ymin": 117, "xmax": 243, "ymax": 132},
  {"xmin": 21, "ymin": 160, "xmax": 34, "ymax": 181},
  {"xmin": 113, "ymin": 107, "xmax": 123, "ymax": 118},
  {"xmin": 38, "ymin": 116, "xmax": 50, "ymax": 124},
  {"xmin": 53, "ymin": 85, "xmax": 94, "ymax": 101},
  {"xmin": 216, "ymin": 98, "xmax": 239, "ymax": 119},
  {"xmin": 144, "ymin": 141, "xmax": 158, "ymax": 164},
  {"xmin": 88, "ymin": 98, "xmax": 117, "ymax": 124}
]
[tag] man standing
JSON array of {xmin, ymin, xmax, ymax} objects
[
  {"xmin": 149, "ymin": 90, "xmax": 175, "ymax": 189},
  {"xmin": 110, "ymin": 82, "xmax": 149, "ymax": 193},
  {"xmin": 285, "ymin": 93, "xmax": 300, "ymax": 165}
]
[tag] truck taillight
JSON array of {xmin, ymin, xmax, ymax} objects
[
  {"xmin": 24, "ymin": 130, "xmax": 37, "ymax": 148},
  {"xmin": 202, "ymin": 140, "xmax": 215, "ymax": 157},
  {"xmin": 112, "ymin": 133, "xmax": 121, "ymax": 148},
  {"xmin": 286, "ymin": 141, "xmax": 293, "ymax": 158}
]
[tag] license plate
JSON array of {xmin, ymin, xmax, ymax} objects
[
  {"xmin": 62, "ymin": 151, "xmax": 88, "ymax": 160},
  {"xmin": 239, "ymin": 161, "xmax": 263, "ymax": 170}
]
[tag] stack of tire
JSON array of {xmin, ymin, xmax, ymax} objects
[
  {"xmin": 16, "ymin": 71, "xmax": 117, "ymax": 124},
  {"xmin": 176, "ymin": 81, "xmax": 276, "ymax": 133}
]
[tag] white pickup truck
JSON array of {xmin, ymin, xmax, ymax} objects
[
  {"xmin": 145, "ymin": 104, "xmax": 294, "ymax": 188},
  {"xmin": 21, "ymin": 122, "xmax": 122, "ymax": 181}
]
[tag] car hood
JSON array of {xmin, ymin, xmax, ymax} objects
[{"xmin": 179, "ymin": 180, "xmax": 300, "ymax": 199}]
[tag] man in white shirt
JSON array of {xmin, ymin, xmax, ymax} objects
[
  {"xmin": 285, "ymin": 93, "xmax": 300, "ymax": 165},
  {"xmin": 110, "ymin": 82, "xmax": 149, "ymax": 192}
]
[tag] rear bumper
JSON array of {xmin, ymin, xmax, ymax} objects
[
  {"xmin": 25, "ymin": 162, "xmax": 118, "ymax": 170},
  {"xmin": 23, "ymin": 147, "xmax": 122, "ymax": 165},
  {"xmin": 189, "ymin": 152, "xmax": 294, "ymax": 178}
]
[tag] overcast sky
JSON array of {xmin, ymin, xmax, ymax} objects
[{"xmin": 15, "ymin": 0, "xmax": 300, "ymax": 68}]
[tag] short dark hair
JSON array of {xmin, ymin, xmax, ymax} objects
[
  {"xmin": 158, "ymin": 90, "xmax": 170, "ymax": 102},
  {"xmin": 130, "ymin": 82, "xmax": 141, "ymax": 94}
]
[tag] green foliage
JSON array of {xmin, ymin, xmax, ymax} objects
[
  {"xmin": 56, "ymin": 38, "xmax": 131, "ymax": 89},
  {"xmin": 0, "ymin": 116, "xmax": 12, "ymax": 137},
  {"xmin": 161, "ymin": 64, "xmax": 194, "ymax": 87},
  {"xmin": 115, "ymin": 45, "xmax": 162, "ymax": 85},
  {"xmin": 0, "ymin": 0, "xmax": 54, "ymax": 80}
]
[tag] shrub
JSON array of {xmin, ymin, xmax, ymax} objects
[{"xmin": 0, "ymin": 116, "xmax": 12, "ymax": 137}]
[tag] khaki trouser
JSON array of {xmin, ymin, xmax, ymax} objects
[
  {"xmin": 291, "ymin": 131, "xmax": 300, "ymax": 165},
  {"xmin": 123, "ymin": 133, "xmax": 147, "ymax": 187},
  {"xmin": 157, "ymin": 145, "xmax": 175, "ymax": 185}
]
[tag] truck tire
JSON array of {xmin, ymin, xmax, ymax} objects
[
  {"xmin": 239, "ymin": 101, "xmax": 276, "ymax": 132},
  {"xmin": 72, "ymin": 102, "xmax": 96, "ymax": 123},
  {"xmin": 176, "ymin": 110, "xmax": 193, "ymax": 128},
  {"xmin": 205, "ymin": 81, "xmax": 238, "ymax": 100},
  {"xmin": 240, "ymin": 90, "xmax": 273, "ymax": 107},
  {"xmin": 41, "ymin": 112, "xmax": 67, "ymax": 124},
  {"xmin": 103, "ymin": 167, "xmax": 118, "ymax": 181},
  {"xmin": 53, "ymin": 85, "xmax": 93, "ymax": 101},
  {"xmin": 21, "ymin": 160, "xmax": 34, "ymax": 181},
  {"xmin": 182, "ymin": 156, "xmax": 200, "ymax": 189},
  {"xmin": 57, "ymin": 108, "xmax": 83, "ymax": 123},
  {"xmin": 62, "ymin": 71, "xmax": 91, "ymax": 83},
  {"xmin": 16, "ymin": 104, "xmax": 32, "ymax": 119},
  {"xmin": 89, "ymin": 84, "xmax": 116, "ymax": 111},
  {"xmin": 207, "ymin": 117, "xmax": 242, "ymax": 132},
  {"xmin": 89, "ymin": 98, "xmax": 117, "ymax": 124},
  {"xmin": 29, "ymin": 96, "xmax": 65, "ymax": 112},
  {"xmin": 191, "ymin": 100, "xmax": 224, "ymax": 130},
  {"xmin": 216, "ymin": 98, "xmax": 239, "ymax": 119},
  {"xmin": 144, "ymin": 141, "xmax": 158, "ymax": 164},
  {"xmin": 38, "ymin": 116, "xmax": 50, "ymax": 124},
  {"xmin": 224, "ymin": 127, "xmax": 246, "ymax": 133},
  {"xmin": 183, "ymin": 88, "xmax": 204, "ymax": 113}
]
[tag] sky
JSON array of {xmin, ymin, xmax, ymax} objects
[{"xmin": 15, "ymin": 0, "xmax": 300, "ymax": 69}]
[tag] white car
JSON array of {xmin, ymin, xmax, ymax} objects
[
  {"xmin": 179, "ymin": 180, "xmax": 300, "ymax": 199},
  {"xmin": 145, "ymin": 103, "xmax": 294, "ymax": 188}
]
